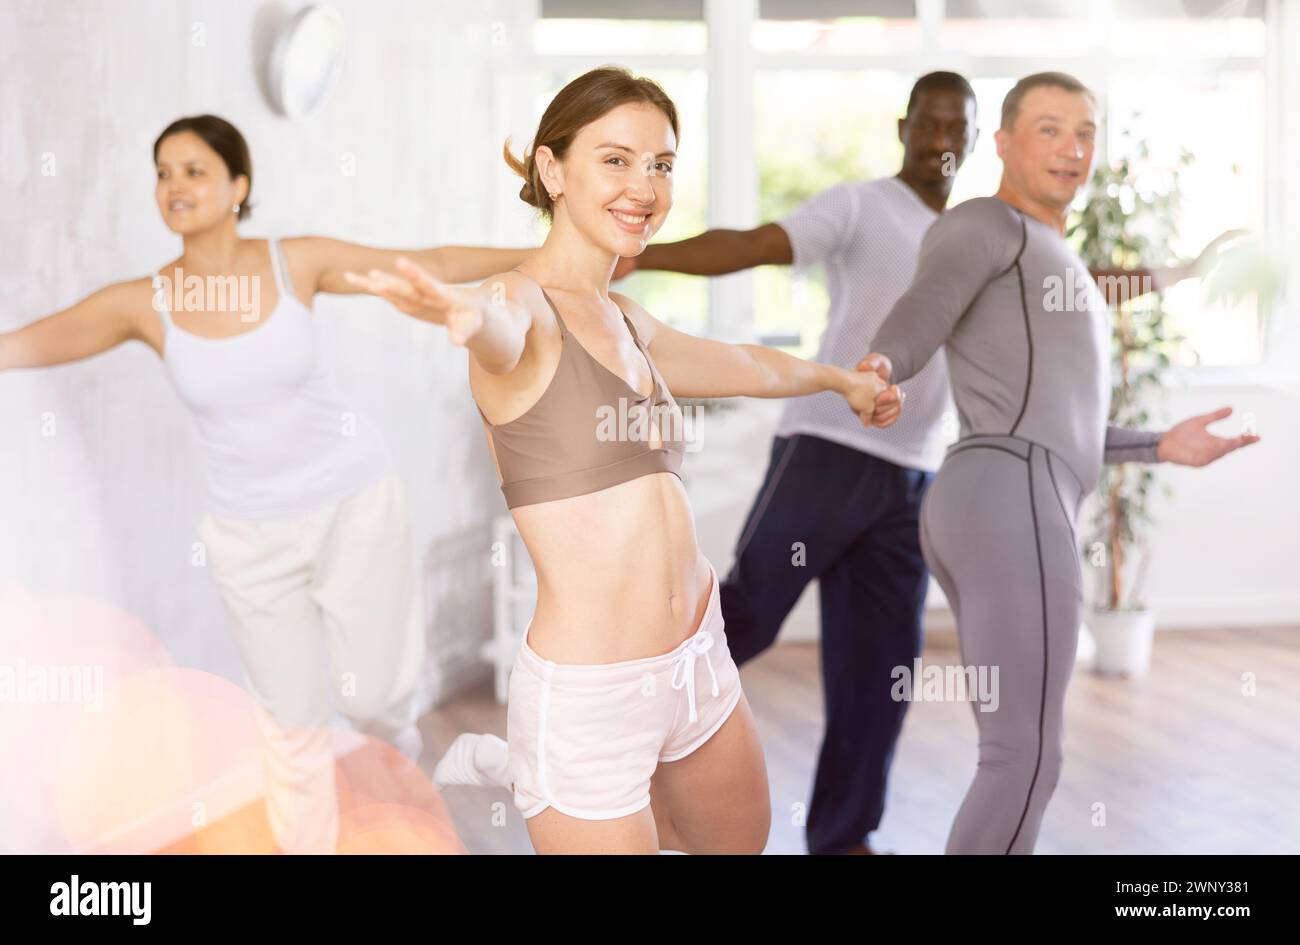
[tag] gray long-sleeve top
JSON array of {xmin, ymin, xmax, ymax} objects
[{"xmin": 870, "ymin": 196, "xmax": 1164, "ymax": 495}]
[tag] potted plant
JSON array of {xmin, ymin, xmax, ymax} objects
[
  {"xmin": 1070, "ymin": 126, "xmax": 1283, "ymax": 677},
  {"xmin": 1067, "ymin": 131, "xmax": 1191, "ymax": 677}
]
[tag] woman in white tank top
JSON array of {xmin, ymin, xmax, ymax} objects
[{"xmin": 0, "ymin": 115, "xmax": 531, "ymax": 853}]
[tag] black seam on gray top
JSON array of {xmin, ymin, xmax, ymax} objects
[
  {"xmin": 961, "ymin": 433, "xmax": 1088, "ymax": 493},
  {"xmin": 1007, "ymin": 443, "xmax": 1050, "ymax": 854},
  {"xmin": 1044, "ymin": 451, "xmax": 1078, "ymax": 551},
  {"xmin": 1006, "ymin": 214, "xmax": 1032, "ymax": 438},
  {"xmin": 947, "ymin": 443, "xmax": 1028, "ymax": 464},
  {"xmin": 995, "ymin": 211, "xmax": 1030, "ymax": 280}
]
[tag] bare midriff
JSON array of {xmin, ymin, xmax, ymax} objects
[{"xmin": 505, "ymin": 468, "xmax": 713, "ymax": 665}]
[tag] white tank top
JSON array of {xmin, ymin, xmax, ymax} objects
[{"xmin": 157, "ymin": 238, "xmax": 393, "ymax": 521}]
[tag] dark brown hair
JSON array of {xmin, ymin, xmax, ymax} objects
[
  {"xmin": 1001, "ymin": 72, "xmax": 1097, "ymax": 131},
  {"xmin": 504, "ymin": 66, "xmax": 680, "ymax": 221},
  {"xmin": 153, "ymin": 115, "xmax": 254, "ymax": 221},
  {"xmin": 906, "ymin": 71, "xmax": 976, "ymax": 117}
]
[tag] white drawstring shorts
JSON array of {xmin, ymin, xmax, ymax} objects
[{"xmin": 506, "ymin": 560, "xmax": 744, "ymax": 821}]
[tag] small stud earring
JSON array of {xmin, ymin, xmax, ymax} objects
[
  {"xmin": 232, "ymin": 203, "xmax": 241, "ymax": 214},
  {"xmin": 548, "ymin": 192, "xmax": 559, "ymax": 201}
]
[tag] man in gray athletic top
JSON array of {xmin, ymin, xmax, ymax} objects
[{"xmin": 865, "ymin": 72, "xmax": 1260, "ymax": 854}]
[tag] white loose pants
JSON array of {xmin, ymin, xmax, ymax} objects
[{"xmin": 200, "ymin": 472, "xmax": 426, "ymax": 853}]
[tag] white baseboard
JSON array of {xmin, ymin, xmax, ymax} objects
[
  {"xmin": 773, "ymin": 592, "xmax": 1299, "ymax": 648},
  {"xmin": 1128, "ymin": 594, "xmax": 1300, "ymax": 629}
]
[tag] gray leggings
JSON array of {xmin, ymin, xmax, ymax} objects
[{"xmin": 919, "ymin": 433, "xmax": 1086, "ymax": 854}]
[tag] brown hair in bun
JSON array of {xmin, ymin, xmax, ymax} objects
[{"xmin": 503, "ymin": 66, "xmax": 679, "ymax": 221}]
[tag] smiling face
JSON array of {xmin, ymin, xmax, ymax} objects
[
  {"xmin": 154, "ymin": 131, "xmax": 247, "ymax": 236},
  {"xmin": 899, "ymin": 87, "xmax": 978, "ymax": 185},
  {"xmin": 995, "ymin": 85, "xmax": 1097, "ymax": 212},
  {"xmin": 536, "ymin": 102, "xmax": 676, "ymax": 258}
]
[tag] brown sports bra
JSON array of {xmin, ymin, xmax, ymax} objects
[{"xmin": 476, "ymin": 280, "xmax": 687, "ymax": 509}]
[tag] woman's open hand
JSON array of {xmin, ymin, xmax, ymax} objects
[{"xmin": 344, "ymin": 257, "xmax": 485, "ymax": 345}]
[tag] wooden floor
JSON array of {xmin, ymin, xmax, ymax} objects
[{"xmin": 429, "ymin": 626, "xmax": 1300, "ymax": 855}]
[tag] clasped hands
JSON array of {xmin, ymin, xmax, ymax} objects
[{"xmin": 849, "ymin": 352, "xmax": 902, "ymax": 429}]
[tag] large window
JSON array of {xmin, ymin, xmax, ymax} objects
[
  {"xmin": 753, "ymin": 70, "xmax": 910, "ymax": 357},
  {"xmin": 534, "ymin": 0, "xmax": 1279, "ymax": 368},
  {"xmin": 1108, "ymin": 69, "xmax": 1268, "ymax": 365}
]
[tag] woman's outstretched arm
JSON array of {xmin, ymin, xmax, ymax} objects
[
  {"xmin": 285, "ymin": 237, "xmax": 534, "ymax": 297},
  {"xmin": 1, "ymin": 280, "xmax": 152, "ymax": 372},
  {"xmin": 614, "ymin": 291, "xmax": 901, "ymax": 429}
]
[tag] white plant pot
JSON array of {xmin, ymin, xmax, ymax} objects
[{"xmin": 1086, "ymin": 608, "xmax": 1156, "ymax": 677}]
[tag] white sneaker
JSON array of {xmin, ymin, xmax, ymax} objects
[{"xmin": 432, "ymin": 733, "xmax": 511, "ymax": 789}]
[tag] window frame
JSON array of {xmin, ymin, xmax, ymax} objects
[{"xmin": 532, "ymin": 0, "xmax": 1291, "ymax": 382}]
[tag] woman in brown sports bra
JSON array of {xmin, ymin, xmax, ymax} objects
[{"xmin": 345, "ymin": 67, "xmax": 903, "ymax": 854}]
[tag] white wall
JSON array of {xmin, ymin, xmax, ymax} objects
[
  {"xmin": 1129, "ymin": 370, "xmax": 1300, "ymax": 628},
  {"xmin": 0, "ymin": 0, "xmax": 540, "ymax": 709}
]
